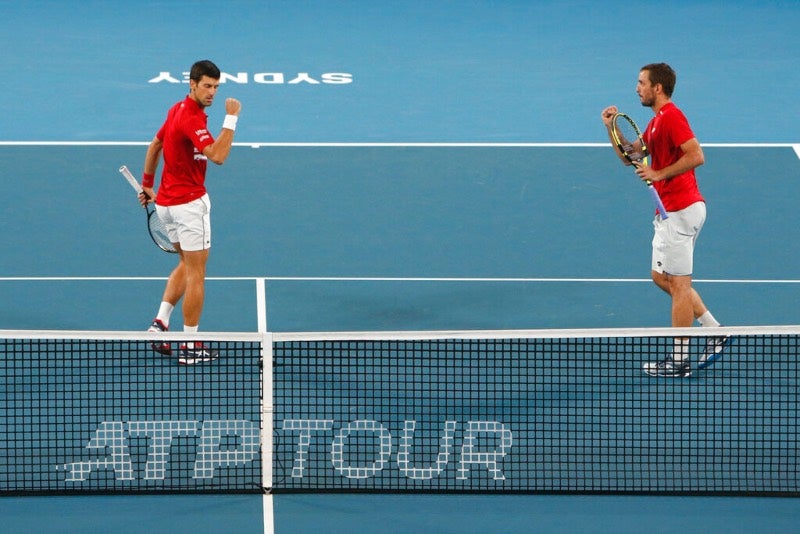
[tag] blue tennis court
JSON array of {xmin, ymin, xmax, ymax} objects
[{"xmin": 2, "ymin": 1, "xmax": 800, "ymax": 532}]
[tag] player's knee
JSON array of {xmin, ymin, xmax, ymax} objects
[
  {"xmin": 666, "ymin": 275, "xmax": 693, "ymax": 298},
  {"xmin": 651, "ymin": 270, "xmax": 670, "ymax": 293}
]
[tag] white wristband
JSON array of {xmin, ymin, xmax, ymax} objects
[{"xmin": 222, "ymin": 114, "xmax": 238, "ymax": 131}]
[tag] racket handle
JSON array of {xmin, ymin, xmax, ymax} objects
[
  {"xmin": 647, "ymin": 183, "xmax": 669, "ymax": 219},
  {"xmin": 119, "ymin": 164, "xmax": 153, "ymax": 204},
  {"xmin": 119, "ymin": 165, "xmax": 143, "ymax": 194}
]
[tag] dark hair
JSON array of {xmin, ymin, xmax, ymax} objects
[
  {"xmin": 641, "ymin": 63, "xmax": 676, "ymax": 97},
  {"xmin": 189, "ymin": 60, "xmax": 221, "ymax": 82}
]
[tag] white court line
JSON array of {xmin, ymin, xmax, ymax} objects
[
  {"xmin": 3, "ymin": 276, "xmax": 800, "ymax": 283},
  {"xmin": 1, "ymin": 141, "xmax": 799, "ymax": 148},
  {"xmin": 263, "ymin": 494, "xmax": 274, "ymax": 534},
  {"xmin": 256, "ymin": 277, "xmax": 268, "ymax": 333},
  {"xmin": 0, "ymin": 141, "xmax": 149, "ymax": 146},
  {"xmin": 794, "ymin": 144, "xmax": 800, "ymax": 160},
  {"xmin": 254, "ymin": 276, "xmax": 800, "ymax": 284}
]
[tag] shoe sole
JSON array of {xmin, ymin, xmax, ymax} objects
[
  {"xmin": 698, "ymin": 337, "xmax": 732, "ymax": 370},
  {"xmin": 178, "ymin": 347, "xmax": 219, "ymax": 365},
  {"xmin": 642, "ymin": 363, "xmax": 691, "ymax": 378},
  {"xmin": 178, "ymin": 356, "xmax": 219, "ymax": 365},
  {"xmin": 643, "ymin": 370, "xmax": 692, "ymax": 378}
]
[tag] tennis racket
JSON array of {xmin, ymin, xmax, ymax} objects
[
  {"xmin": 610, "ymin": 112, "xmax": 668, "ymax": 220},
  {"xmin": 118, "ymin": 165, "xmax": 177, "ymax": 253}
]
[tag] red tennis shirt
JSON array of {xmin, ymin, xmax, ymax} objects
[
  {"xmin": 155, "ymin": 96, "xmax": 215, "ymax": 206},
  {"xmin": 643, "ymin": 102, "xmax": 704, "ymax": 212}
]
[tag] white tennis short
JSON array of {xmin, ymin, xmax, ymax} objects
[
  {"xmin": 651, "ymin": 201, "xmax": 706, "ymax": 276},
  {"xmin": 155, "ymin": 194, "xmax": 211, "ymax": 252}
]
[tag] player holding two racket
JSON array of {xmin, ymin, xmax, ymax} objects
[
  {"xmin": 139, "ymin": 60, "xmax": 241, "ymax": 365},
  {"xmin": 601, "ymin": 63, "xmax": 728, "ymax": 377}
]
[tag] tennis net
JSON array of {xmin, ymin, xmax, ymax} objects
[
  {"xmin": 2, "ymin": 326, "xmax": 799, "ymax": 495},
  {"xmin": 0, "ymin": 331, "xmax": 265, "ymax": 494}
]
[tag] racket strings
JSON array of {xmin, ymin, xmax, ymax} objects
[
  {"xmin": 613, "ymin": 118, "xmax": 645, "ymax": 163},
  {"xmin": 147, "ymin": 209, "xmax": 177, "ymax": 253}
]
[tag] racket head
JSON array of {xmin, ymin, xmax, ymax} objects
[
  {"xmin": 146, "ymin": 205, "xmax": 178, "ymax": 254},
  {"xmin": 611, "ymin": 113, "xmax": 648, "ymax": 166}
]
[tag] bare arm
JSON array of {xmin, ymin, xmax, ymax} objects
[
  {"xmin": 203, "ymin": 98, "xmax": 242, "ymax": 165},
  {"xmin": 636, "ymin": 137, "xmax": 704, "ymax": 183},
  {"xmin": 139, "ymin": 136, "xmax": 163, "ymax": 206}
]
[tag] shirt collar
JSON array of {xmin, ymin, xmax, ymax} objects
[{"xmin": 183, "ymin": 95, "xmax": 205, "ymax": 114}]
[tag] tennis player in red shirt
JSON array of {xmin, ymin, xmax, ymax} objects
[
  {"xmin": 602, "ymin": 63, "xmax": 728, "ymax": 377},
  {"xmin": 139, "ymin": 59, "xmax": 241, "ymax": 364}
]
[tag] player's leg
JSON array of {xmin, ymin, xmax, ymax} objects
[
  {"xmin": 180, "ymin": 248, "xmax": 208, "ymax": 328},
  {"xmin": 171, "ymin": 195, "xmax": 218, "ymax": 364},
  {"xmin": 146, "ymin": 205, "xmax": 185, "ymax": 354},
  {"xmin": 644, "ymin": 204, "xmax": 701, "ymax": 377}
]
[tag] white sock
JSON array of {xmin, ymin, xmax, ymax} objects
[
  {"xmin": 184, "ymin": 324, "xmax": 198, "ymax": 349},
  {"xmin": 697, "ymin": 310, "xmax": 720, "ymax": 328},
  {"xmin": 156, "ymin": 302, "xmax": 174, "ymax": 327},
  {"xmin": 672, "ymin": 338, "xmax": 690, "ymax": 362}
]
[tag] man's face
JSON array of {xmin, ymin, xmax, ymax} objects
[
  {"xmin": 190, "ymin": 75, "xmax": 220, "ymax": 108},
  {"xmin": 637, "ymin": 70, "xmax": 656, "ymax": 108}
]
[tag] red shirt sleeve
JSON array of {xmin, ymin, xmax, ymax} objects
[
  {"xmin": 663, "ymin": 108, "xmax": 694, "ymax": 149},
  {"xmin": 179, "ymin": 113, "xmax": 215, "ymax": 154}
]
